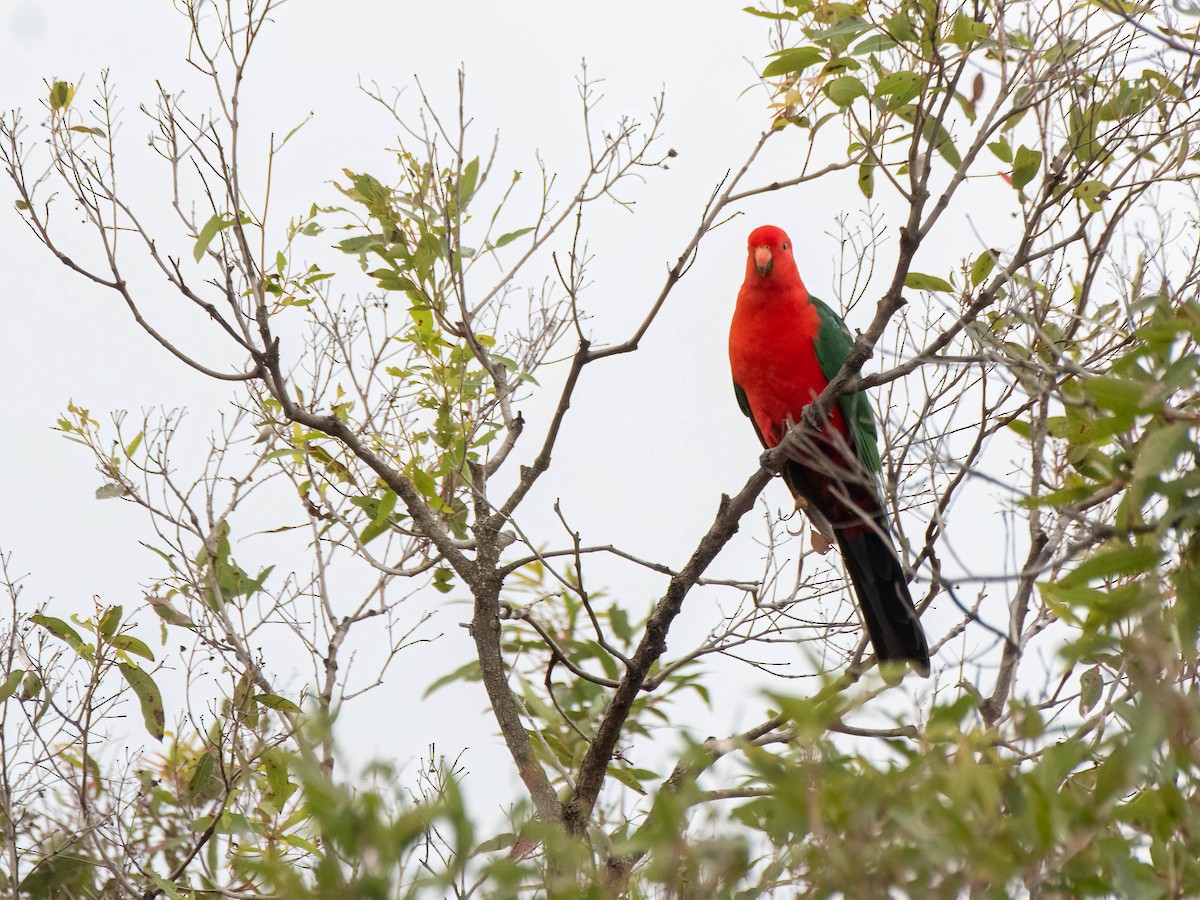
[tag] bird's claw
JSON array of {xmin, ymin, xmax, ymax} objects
[{"xmin": 800, "ymin": 404, "xmax": 823, "ymax": 431}]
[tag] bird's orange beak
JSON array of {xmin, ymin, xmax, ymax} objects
[{"xmin": 754, "ymin": 245, "xmax": 773, "ymax": 277}]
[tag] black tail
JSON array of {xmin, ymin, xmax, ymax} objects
[{"xmin": 835, "ymin": 520, "xmax": 930, "ymax": 677}]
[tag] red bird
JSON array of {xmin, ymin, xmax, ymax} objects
[{"xmin": 729, "ymin": 225, "xmax": 930, "ymax": 676}]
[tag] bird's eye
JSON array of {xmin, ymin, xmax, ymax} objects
[{"xmin": 782, "ymin": 242, "xmax": 789, "ymax": 250}]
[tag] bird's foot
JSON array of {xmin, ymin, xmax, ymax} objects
[{"xmin": 800, "ymin": 403, "xmax": 823, "ymax": 431}]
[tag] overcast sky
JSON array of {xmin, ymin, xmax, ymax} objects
[{"xmin": 1, "ymin": 2, "xmax": 1008, "ymax": 814}]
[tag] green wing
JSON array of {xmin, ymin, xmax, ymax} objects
[
  {"xmin": 733, "ymin": 381, "xmax": 768, "ymax": 448},
  {"xmin": 809, "ymin": 296, "xmax": 881, "ymax": 472}
]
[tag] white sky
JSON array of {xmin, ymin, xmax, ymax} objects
[{"xmin": 1, "ymin": 1, "xmax": 1014, "ymax": 816}]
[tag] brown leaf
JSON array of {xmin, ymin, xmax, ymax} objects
[{"xmin": 811, "ymin": 530, "xmax": 834, "ymax": 555}]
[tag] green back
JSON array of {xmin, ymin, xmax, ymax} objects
[{"xmin": 810, "ymin": 296, "xmax": 881, "ymax": 472}]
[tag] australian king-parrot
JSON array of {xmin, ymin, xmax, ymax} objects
[{"xmin": 729, "ymin": 224, "xmax": 930, "ymax": 676}]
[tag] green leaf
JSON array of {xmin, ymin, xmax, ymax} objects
[
  {"xmin": 875, "ymin": 71, "xmax": 924, "ymax": 108},
  {"xmin": 150, "ymin": 874, "xmax": 185, "ymax": 899},
  {"xmin": 147, "ymin": 596, "xmax": 194, "ymax": 628},
  {"xmin": 950, "ymin": 13, "xmax": 989, "ymax": 48},
  {"xmin": 1068, "ymin": 104, "xmax": 1104, "ymax": 163},
  {"xmin": 606, "ymin": 765, "xmax": 646, "ymax": 795},
  {"xmin": 1058, "ymin": 544, "xmax": 1161, "ymax": 589},
  {"xmin": 1082, "ymin": 376, "xmax": 1147, "ymax": 417},
  {"xmin": 1008, "ymin": 418, "xmax": 1032, "ymax": 440},
  {"xmin": 360, "ymin": 488, "xmax": 398, "ymax": 546},
  {"xmin": 124, "ymin": 431, "xmax": 144, "ymax": 458},
  {"xmin": 95, "ymin": 482, "xmax": 128, "ymax": 500},
  {"xmin": 21, "ymin": 671, "xmax": 43, "ymax": 700},
  {"xmin": 68, "ymin": 125, "xmax": 105, "ymax": 137},
  {"xmin": 857, "ymin": 162, "xmax": 875, "ymax": 199},
  {"xmin": 49, "ymin": 80, "xmax": 75, "ymax": 111},
  {"xmin": 458, "ymin": 157, "xmax": 480, "ymax": 206},
  {"xmin": 187, "ymin": 751, "xmax": 218, "ymax": 800},
  {"xmin": 193, "ymin": 213, "xmax": 250, "ymax": 263},
  {"xmin": 423, "ymin": 660, "xmax": 482, "ymax": 698},
  {"xmin": 905, "ymin": 272, "xmax": 954, "ymax": 292},
  {"xmin": 882, "ymin": 10, "xmax": 918, "ymax": 42},
  {"xmin": 970, "ymin": 250, "xmax": 997, "ymax": 287},
  {"xmin": 762, "ymin": 46, "xmax": 824, "ymax": 78},
  {"xmin": 262, "ymin": 747, "xmax": 296, "ymax": 806},
  {"xmin": 254, "ymin": 693, "xmax": 301, "ymax": 714},
  {"xmin": 851, "ymin": 33, "xmax": 898, "ymax": 55},
  {"xmin": 987, "ymin": 137, "xmax": 1013, "ymax": 163},
  {"xmin": 411, "ymin": 467, "xmax": 438, "ymax": 500},
  {"xmin": 1011, "ymin": 145, "xmax": 1042, "ymax": 193},
  {"xmin": 1079, "ymin": 666, "xmax": 1103, "ymax": 715},
  {"xmin": 97, "ymin": 605, "xmax": 123, "ymax": 638},
  {"xmin": 119, "ymin": 662, "xmax": 166, "ymax": 741},
  {"xmin": 433, "ymin": 567, "xmax": 455, "ymax": 594},
  {"xmin": 0, "ymin": 670, "xmax": 25, "ymax": 703},
  {"xmin": 894, "ymin": 105, "xmax": 961, "ymax": 168},
  {"xmin": 824, "ymin": 75, "xmax": 868, "ymax": 107},
  {"xmin": 494, "ymin": 227, "xmax": 534, "ymax": 248},
  {"xmin": 112, "ymin": 634, "xmax": 155, "ymax": 662},
  {"xmin": 610, "ymin": 606, "xmax": 634, "ymax": 643},
  {"xmin": 473, "ymin": 832, "xmax": 517, "ymax": 854},
  {"xmin": 31, "ymin": 613, "xmax": 92, "ymax": 659},
  {"xmin": 1133, "ymin": 422, "xmax": 1190, "ymax": 482},
  {"xmin": 1074, "ymin": 180, "xmax": 1109, "ymax": 213}
]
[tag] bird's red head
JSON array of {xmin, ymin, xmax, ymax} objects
[{"xmin": 746, "ymin": 225, "xmax": 803, "ymax": 288}]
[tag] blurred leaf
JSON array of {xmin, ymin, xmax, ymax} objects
[
  {"xmin": 610, "ymin": 605, "xmax": 634, "ymax": 643},
  {"xmin": 1058, "ymin": 544, "xmax": 1161, "ymax": 589},
  {"xmin": 112, "ymin": 634, "xmax": 155, "ymax": 662},
  {"xmin": 1132, "ymin": 422, "xmax": 1190, "ymax": 482},
  {"xmin": 262, "ymin": 747, "xmax": 296, "ymax": 807},
  {"xmin": 894, "ymin": 105, "xmax": 962, "ymax": 168},
  {"xmin": 20, "ymin": 670, "xmax": 43, "ymax": 700},
  {"xmin": 857, "ymin": 162, "xmax": 875, "ymax": 199},
  {"xmin": 762, "ymin": 46, "xmax": 824, "ymax": 78},
  {"xmin": 31, "ymin": 613, "xmax": 93, "ymax": 659},
  {"xmin": 193, "ymin": 212, "xmax": 250, "ymax": 263},
  {"xmin": 950, "ymin": 13, "xmax": 989, "ymax": 48},
  {"xmin": 875, "ymin": 71, "xmax": 924, "ymax": 108},
  {"xmin": 1012, "ymin": 145, "xmax": 1042, "ymax": 192},
  {"xmin": 255, "ymin": 693, "xmax": 301, "ymax": 714},
  {"xmin": 1074, "ymin": 180, "xmax": 1109, "ymax": 212},
  {"xmin": 424, "ymin": 660, "xmax": 482, "ymax": 698},
  {"xmin": 147, "ymin": 595, "xmax": 194, "ymax": 628},
  {"xmin": 1079, "ymin": 666, "xmax": 1103, "ymax": 715},
  {"xmin": 149, "ymin": 874, "xmax": 186, "ymax": 899},
  {"xmin": 95, "ymin": 482, "xmax": 128, "ymax": 499},
  {"xmin": 119, "ymin": 662, "xmax": 166, "ymax": 741},
  {"xmin": 824, "ymin": 75, "xmax": 868, "ymax": 106},
  {"xmin": 0, "ymin": 669, "xmax": 24, "ymax": 703},
  {"xmin": 607, "ymin": 765, "xmax": 647, "ymax": 795},
  {"xmin": 988, "ymin": 136, "xmax": 1013, "ymax": 163},
  {"xmin": 187, "ymin": 750, "xmax": 219, "ymax": 801},
  {"xmin": 433, "ymin": 567, "xmax": 455, "ymax": 594},
  {"xmin": 49, "ymin": 80, "xmax": 75, "ymax": 111},
  {"xmin": 970, "ymin": 250, "xmax": 998, "ymax": 287},
  {"xmin": 1068, "ymin": 104, "xmax": 1104, "ymax": 163},
  {"xmin": 458, "ymin": 157, "xmax": 481, "ymax": 206},
  {"xmin": 494, "ymin": 227, "xmax": 534, "ymax": 248},
  {"xmin": 905, "ymin": 272, "xmax": 954, "ymax": 292}
]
